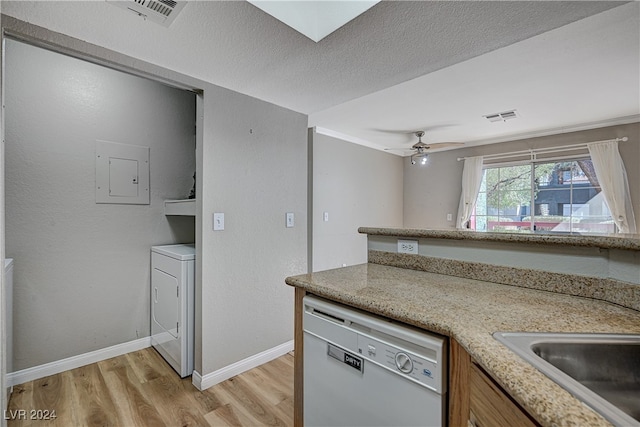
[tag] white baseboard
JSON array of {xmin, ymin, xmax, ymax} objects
[
  {"xmin": 7, "ymin": 337, "xmax": 151, "ymax": 386},
  {"xmin": 9, "ymin": 338, "xmax": 294, "ymax": 391},
  {"xmin": 192, "ymin": 340, "xmax": 293, "ymax": 391}
]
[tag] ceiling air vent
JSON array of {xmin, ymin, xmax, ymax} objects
[
  {"xmin": 484, "ymin": 110, "xmax": 518, "ymax": 123},
  {"xmin": 107, "ymin": 0, "xmax": 187, "ymax": 27}
]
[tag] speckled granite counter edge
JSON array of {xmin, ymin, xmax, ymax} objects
[
  {"xmin": 369, "ymin": 250, "xmax": 640, "ymax": 312},
  {"xmin": 283, "ymin": 276, "xmax": 604, "ymax": 427},
  {"xmin": 359, "ymin": 227, "xmax": 640, "ymax": 251},
  {"xmin": 284, "ymin": 265, "xmax": 639, "ymax": 427}
]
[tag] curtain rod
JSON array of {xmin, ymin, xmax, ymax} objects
[{"xmin": 456, "ymin": 136, "xmax": 628, "ymax": 162}]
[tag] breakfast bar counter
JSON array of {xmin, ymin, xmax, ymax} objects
[{"xmin": 358, "ymin": 227, "xmax": 640, "ymax": 251}]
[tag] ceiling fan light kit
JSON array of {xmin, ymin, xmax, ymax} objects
[
  {"xmin": 379, "ymin": 129, "xmax": 465, "ymax": 165},
  {"xmin": 410, "ymin": 153, "xmax": 428, "ymax": 165},
  {"xmin": 407, "ymin": 131, "xmax": 464, "ymax": 166}
]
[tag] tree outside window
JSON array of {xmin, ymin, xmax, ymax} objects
[{"xmin": 472, "ymin": 159, "xmax": 614, "ymax": 233}]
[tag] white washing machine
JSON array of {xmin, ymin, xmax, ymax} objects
[{"xmin": 151, "ymin": 244, "xmax": 195, "ymax": 378}]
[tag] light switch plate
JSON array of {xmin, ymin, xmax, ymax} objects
[
  {"xmin": 286, "ymin": 212, "xmax": 295, "ymax": 228},
  {"xmin": 213, "ymin": 213, "xmax": 224, "ymax": 231}
]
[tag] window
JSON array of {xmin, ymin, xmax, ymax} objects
[{"xmin": 471, "ymin": 158, "xmax": 615, "ymax": 233}]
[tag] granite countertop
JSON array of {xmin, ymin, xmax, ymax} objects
[
  {"xmin": 359, "ymin": 227, "xmax": 640, "ymax": 251},
  {"xmin": 286, "ymin": 263, "xmax": 640, "ymax": 427}
]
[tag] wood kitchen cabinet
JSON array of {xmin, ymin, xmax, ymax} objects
[
  {"xmin": 449, "ymin": 339, "xmax": 539, "ymax": 427},
  {"xmin": 293, "ymin": 288, "xmax": 305, "ymax": 427}
]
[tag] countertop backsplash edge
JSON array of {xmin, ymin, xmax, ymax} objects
[
  {"xmin": 359, "ymin": 227, "xmax": 640, "ymax": 251},
  {"xmin": 368, "ymin": 250, "xmax": 640, "ymax": 312}
]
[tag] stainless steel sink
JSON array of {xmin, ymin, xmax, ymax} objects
[{"xmin": 494, "ymin": 332, "xmax": 640, "ymax": 427}]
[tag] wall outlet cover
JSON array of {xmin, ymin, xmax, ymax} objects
[{"xmin": 397, "ymin": 239, "xmax": 419, "ymax": 254}]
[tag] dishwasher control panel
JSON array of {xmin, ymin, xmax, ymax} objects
[{"xmin": 357, "ymin": 334, "xmax": 440, "ymax": 391}]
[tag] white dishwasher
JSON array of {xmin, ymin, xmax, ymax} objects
[{"xmin": 304, "ymin": 295, "xmax": 446, "ymax": 427}]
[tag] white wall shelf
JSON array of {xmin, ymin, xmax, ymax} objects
[{"xmin": 164, "ymin": 199, "xmax": 196, "ymax": 216}]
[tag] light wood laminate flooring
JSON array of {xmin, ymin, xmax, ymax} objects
[{"xmin": 7, "ymin": 347, "xmax": 294, "ymax": 427}]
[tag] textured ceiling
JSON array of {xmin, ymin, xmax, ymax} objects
[
  {"xmin": 1, "ymin": 1, "xmax": 628, "ymax": 115},
  {"xmin": 2, "ymin": 1, "xmax": 637, "ymax": 152},
  {"xmin": 310, "ymin": 2, "xmax": 640, "ymax": 151}
]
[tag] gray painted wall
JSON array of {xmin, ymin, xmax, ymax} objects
[
  {"xmin": 404, "ymin": 123, "xmax": 640, "ymax": 231},
  {"xmin": 311, "ymin": 131, "xmax": 403, "ymax": 272},
  {"xmin": 199, "ymin": 85, "xmax": 307, "ymax": 374},
  {"xmin": 0, "ymin": 16, "xmax": 309, "ymax": 386},
  {"xmin": 4, "ymin": 39, "xmax": 196, "ymax": 370}
]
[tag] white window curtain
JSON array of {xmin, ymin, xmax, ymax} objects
[
  {"xmin": 587, "ymin": 141, "xmax": 637, "ymax": 234},
  {"xmin": 457, "ymin": 156, "xmax": 484, "ymax": 229}
]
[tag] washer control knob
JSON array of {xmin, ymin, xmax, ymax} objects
[{"xmin": 395, "ymin": 351, "xmax": 413, "ymax": 374}]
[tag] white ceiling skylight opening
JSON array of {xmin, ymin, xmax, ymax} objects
[{"xmin": 247, "ymin": 0, "xmax": 380, "ymax": 42}]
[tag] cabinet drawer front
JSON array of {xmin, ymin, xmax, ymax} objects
[{"xmin": 469, "ymin": 363, "xmax": 538, "ymax": 427}]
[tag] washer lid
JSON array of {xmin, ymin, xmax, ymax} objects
[{"xmin": 151, "ymin": 244, "xmax": 195, "ymax": 260}]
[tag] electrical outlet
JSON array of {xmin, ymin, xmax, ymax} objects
[
  {"xmin": 397, "ymin": 239, "xmax": 419, "ymax": 254},
  {"xmin": 447, "ymin": 213, "xmax": 453, "ymax": 221}
]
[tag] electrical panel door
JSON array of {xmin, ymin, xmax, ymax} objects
[{"xmin": 96, "ymin": 140, "xmax": 149, "ymax": 204}]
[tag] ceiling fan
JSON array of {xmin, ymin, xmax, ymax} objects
[{"xmin": 405, "ymin": 131, "xmax": 465, "ymax": 165}]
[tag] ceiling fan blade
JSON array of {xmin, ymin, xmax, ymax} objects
[{"xmin": 425, "ymin": 142, "xmax": 465, "ymax": 149}]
